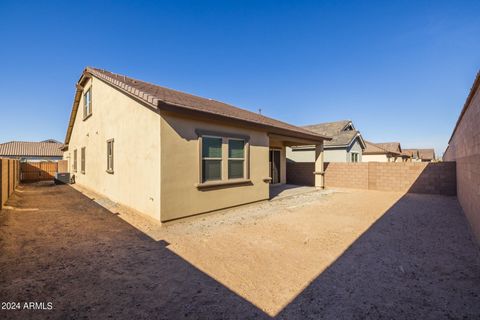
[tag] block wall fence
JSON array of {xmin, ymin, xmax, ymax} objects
[
  {"xmin": 286, "ymin": 161, "xmax": 457, "ymax": 196},
  {"xmin": 444, "ymin": 72, "xmax": 480, "ymax": 244}
]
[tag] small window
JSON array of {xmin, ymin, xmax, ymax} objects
[
  {"xmin": 202, "ymin": 137, "xmax": 222, "ymax": 182},
  {"xmin": 107, "ymin": 139, "xmax": 114, "ymax": 173},
  {"xmin": 83, "ymin": 88, "xmax": 92, "ymax": 119},
  {"xmin": 73, "ymin": 149, "xmax": 77, "ymax": 172},
  {"xmin": 351, "ymin": 152, "xmax": 359, "ymax": 163},
  {"xmin": 228, "ymin": 139, "xmax": 245, "ymax": 179},
  {"xmin": 81, "ymin": 147, "xmax": 86, "ymax": 174}
]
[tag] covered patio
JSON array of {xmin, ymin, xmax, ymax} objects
[{"xmin": 268, "ymin": 133, "xmax": 328, "ymax": 191}]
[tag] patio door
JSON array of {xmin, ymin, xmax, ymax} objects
[{"xmin": 269, "ymin": 149, "xmax": 281, "ymax": 184}]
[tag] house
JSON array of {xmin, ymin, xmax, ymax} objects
[
  {"xmin": 0, "ymin": 140, "xmax": 63, "ymax": 161},
  {"xmin": 62, "ymin": 67, "xmax": 330, "ymax": 222},
  {"xmin": 403, "ymin": 148, "xmax": 436, "ymax": 162},
  {"xmin": 286, "ymin": 120, "xmax": 366, "ymax": 163},
  {"xmin": 402, "ymin": 149, "xmax": 421, "ymax": 162},
  {"xmin": 362, "ymin": 141, "xmax": 409, "ymax": 162},
  {"xmin": 417, "ymin": 149, "xmax": 436, "ymax": 162}
]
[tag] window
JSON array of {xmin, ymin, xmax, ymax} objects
[
  {"xmin": 202, "ymin": 137, "xmax": 222, "ymax": 182},
  {"xmin": 83, "ymin": 88, "xmax": 92, "ymax": 119},
  {"xmin": 228, "ymin": 139, "xmax": 245, "ymax": 179},
  {"xmin": 107, "ymin": 139, "xmax": 114, "ymax": 173},
  {"xmin": 351, "ymin": 152, "xmax": 359, "ymax": 163},
  {"xmin": 81, "ymin": 147, "xmax": 86, "ymax": 174},
  {"xmin": 73, "ymin": 149, "xmax": 77, "ymax": 172}
]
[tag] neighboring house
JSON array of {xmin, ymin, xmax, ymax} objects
[
  {"xmin": 402, "ymin": 149, "xmax": 421, "ymax": 162},
  {"xmin": 417, "ymin": 149, "xmax": 436, "ymax": 162},
  {"xmin": 0, "ymin": 140, "xmax": 63, "ymax": 161},
  {"xmin": 63, "ymin": 67, "xmax": 330, "ymax": 222},
  {"xmin": 362, "ymin": 141, "xmax": 409, "ymax": 162},
  {"xmin": 403, "ymin": 148, "xmax": 436, "ymax": 162},
  {"xmin": 286, "ymin": 120, "xmax": 366, "ymax": 163}
]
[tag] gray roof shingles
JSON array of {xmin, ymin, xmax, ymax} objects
[{"xmin": 302, "ymin": 120, "xmax": 360, "ymax": 147}]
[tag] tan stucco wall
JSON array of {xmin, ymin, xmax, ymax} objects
[
  {"xmin": 65, "ymin": 77, "xmax": 161, "ymax": 220},
  {"xmin": 287, "ymin": 138, "xmax": 363, "ymax": 163},
  {"xmin": 159, "ymin": 112, "xmax": 270, "ymax": 221},
  {"xmin": 362, "ymin": 154, "xmax": 389, "ymax": 162}
]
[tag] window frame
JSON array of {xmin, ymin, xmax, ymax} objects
[
  {"xmin": 227, "ymin": 138, "xmax": 246, "ymax": 180},
  {"xmin": 196, "ymin": 130, "xmax": 250, "ymax": 188},
  {"xmin": 351, "ymin": 152, "xmax": 359, "ymax": 163},
  {"xmin": 106, "ymin": 139, "xmax": 114, "ymax": 174},
  {"xmin": 201, "ymin": 135, "xmax": 223, "ymax": 183},
  {"xmin": 73, "ymin": 149, "xmax": 77, "ymax": 172},
  {"xmin": 83, "ymin": 87, "xmax": 92, "ymax": 120},
  {"xmin": 80, "ymin": 147, "xmax": 86, "ymax": 174}
]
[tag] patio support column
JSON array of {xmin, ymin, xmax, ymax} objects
[{"xmin": 314, "ymin": 142, "xmax": 324, "ymax": 188}]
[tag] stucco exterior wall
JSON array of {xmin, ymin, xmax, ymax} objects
[
  {"xmin": 362, "ymin": 154, "xmax": 389, "ymax": 162},
  {"xmin": 347, "ymin": 139, "xmax": 363, "ymax": 162},
  {"xmin": 159, "ymin": 111, "xmax": 270, "ymax": 221},
  {"xmin": 286, "ymin": 147, "xmax": 314, "ymax": 162},
  {"xmin": 287, "ymin": 138, "xmax": 363, "ymax": 163},
  {"xmin": 444, "ymin": 80, "xmax": 480, "ymax": 244},
  {"xmin": 65, "ymin": 77, "xmax": 161, "ymax": 220}
]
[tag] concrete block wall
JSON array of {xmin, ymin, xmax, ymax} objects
[
  {"xmin": 287, "ymin": 161, "xmax": 456, "ymax": 195},
  {"xmin": 323, "ymin": 162, "xmax": 369, "ymax": 189},
  {"xmin": 286, "ymin": 161, "xmax": 315, "ymax": 186},
  {"xmin": 444, "ymin": 72, "xmax": 480, "ymax": 243}
]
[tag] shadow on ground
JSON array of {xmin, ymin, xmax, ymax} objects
[{"xmin": 1, "ymin": 182, "xmax": 479, "ymax": 319}]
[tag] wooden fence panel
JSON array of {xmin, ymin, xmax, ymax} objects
[
  {"xmin": 0, "ymin": 158, "xmax": 20, "ymax": 210},
  {"xmin": 8, "ymin": 160, "xmax": 14, "ymax": 196},
  {"xmin": 20, "ymin": 162, "xmax": 58, "ymax": 182}
]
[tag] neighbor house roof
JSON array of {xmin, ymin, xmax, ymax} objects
[
  {"xmin": 374, "ymin": 142, "xmax": 402, "ymax": 154},
  {"xmin": 363, "ymin": 141, "xmax": 401, "ymax": 156},
  {"xmin": 402, "ymin": 149, "xmax": 419, "ymax": 158},
  {"xmin": 403, "ymin": 148, "xmax": 435, "ymax": 160},
  {"xmin": 64, "ymin": 67, "xmax": 331, "ymax": 146},
  {"xmin": 0, "ymin": 141, "xmax": 64, "ymax": 157},
  {"xmin": 302, "ymin": 120, "xmax": 365, "ymax": 147},
  {"xmin": 417, "ymin": 149, "xmax": 435, "ymax": 161}
]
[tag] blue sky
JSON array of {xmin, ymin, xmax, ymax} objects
[{"xmin": 1, "ymin": 1, "xmax": 479, "ymax": 156}]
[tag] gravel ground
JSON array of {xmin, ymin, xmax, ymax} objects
[{"xmin": 1, "ymin": 182, "xmax": 479, "ymax": 319}]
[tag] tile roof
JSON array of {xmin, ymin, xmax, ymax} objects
[
  {"xmin": 417, "ymin": 149, "xmax": 435, "ymax": 160},
  {"xmin": 0, "ymin": 141, "xmax": 64, "ymax": 157},
  {"xmin": 302, "ymin": 120, "xmax": 362, "ymax": 147},
  {"xmin": 374, "ymin": 142, "xmax": 402, "ymax": 154},
  {"xmin": 402, "ymin": 149, "xmax": 419, "ymax": 158},
  {"xmin": 65, "ymin": 67, "xmax": 330, "ymax": 144},
  {"xmin": 402, "ymin": 148, "xmax": 435, "ymax": 160},
  {"xmin": 363, "ymin": 141, "xmax": 402, "ymax": 155}
]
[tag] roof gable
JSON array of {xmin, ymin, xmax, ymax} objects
[
  {"xmin": 302, "ymin": 120, "xmax": 365, "ymax": 148},
  {"xmin": 363, "ymin": 141, "xmax": 402, "ymax": 155}
]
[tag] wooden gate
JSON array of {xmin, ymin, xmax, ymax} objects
[{"xmin": 20, "ymin": 162, "xmax": 58, "ymax": 182}]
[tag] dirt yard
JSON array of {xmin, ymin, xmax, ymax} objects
[{"xmin": 1, "ymin": 182, "xmax": 479, "ymax": 319}]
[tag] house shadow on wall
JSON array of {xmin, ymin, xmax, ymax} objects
[{"xmin": 4, "ymin": 180, "xmax": 480, "ymax": 319}]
